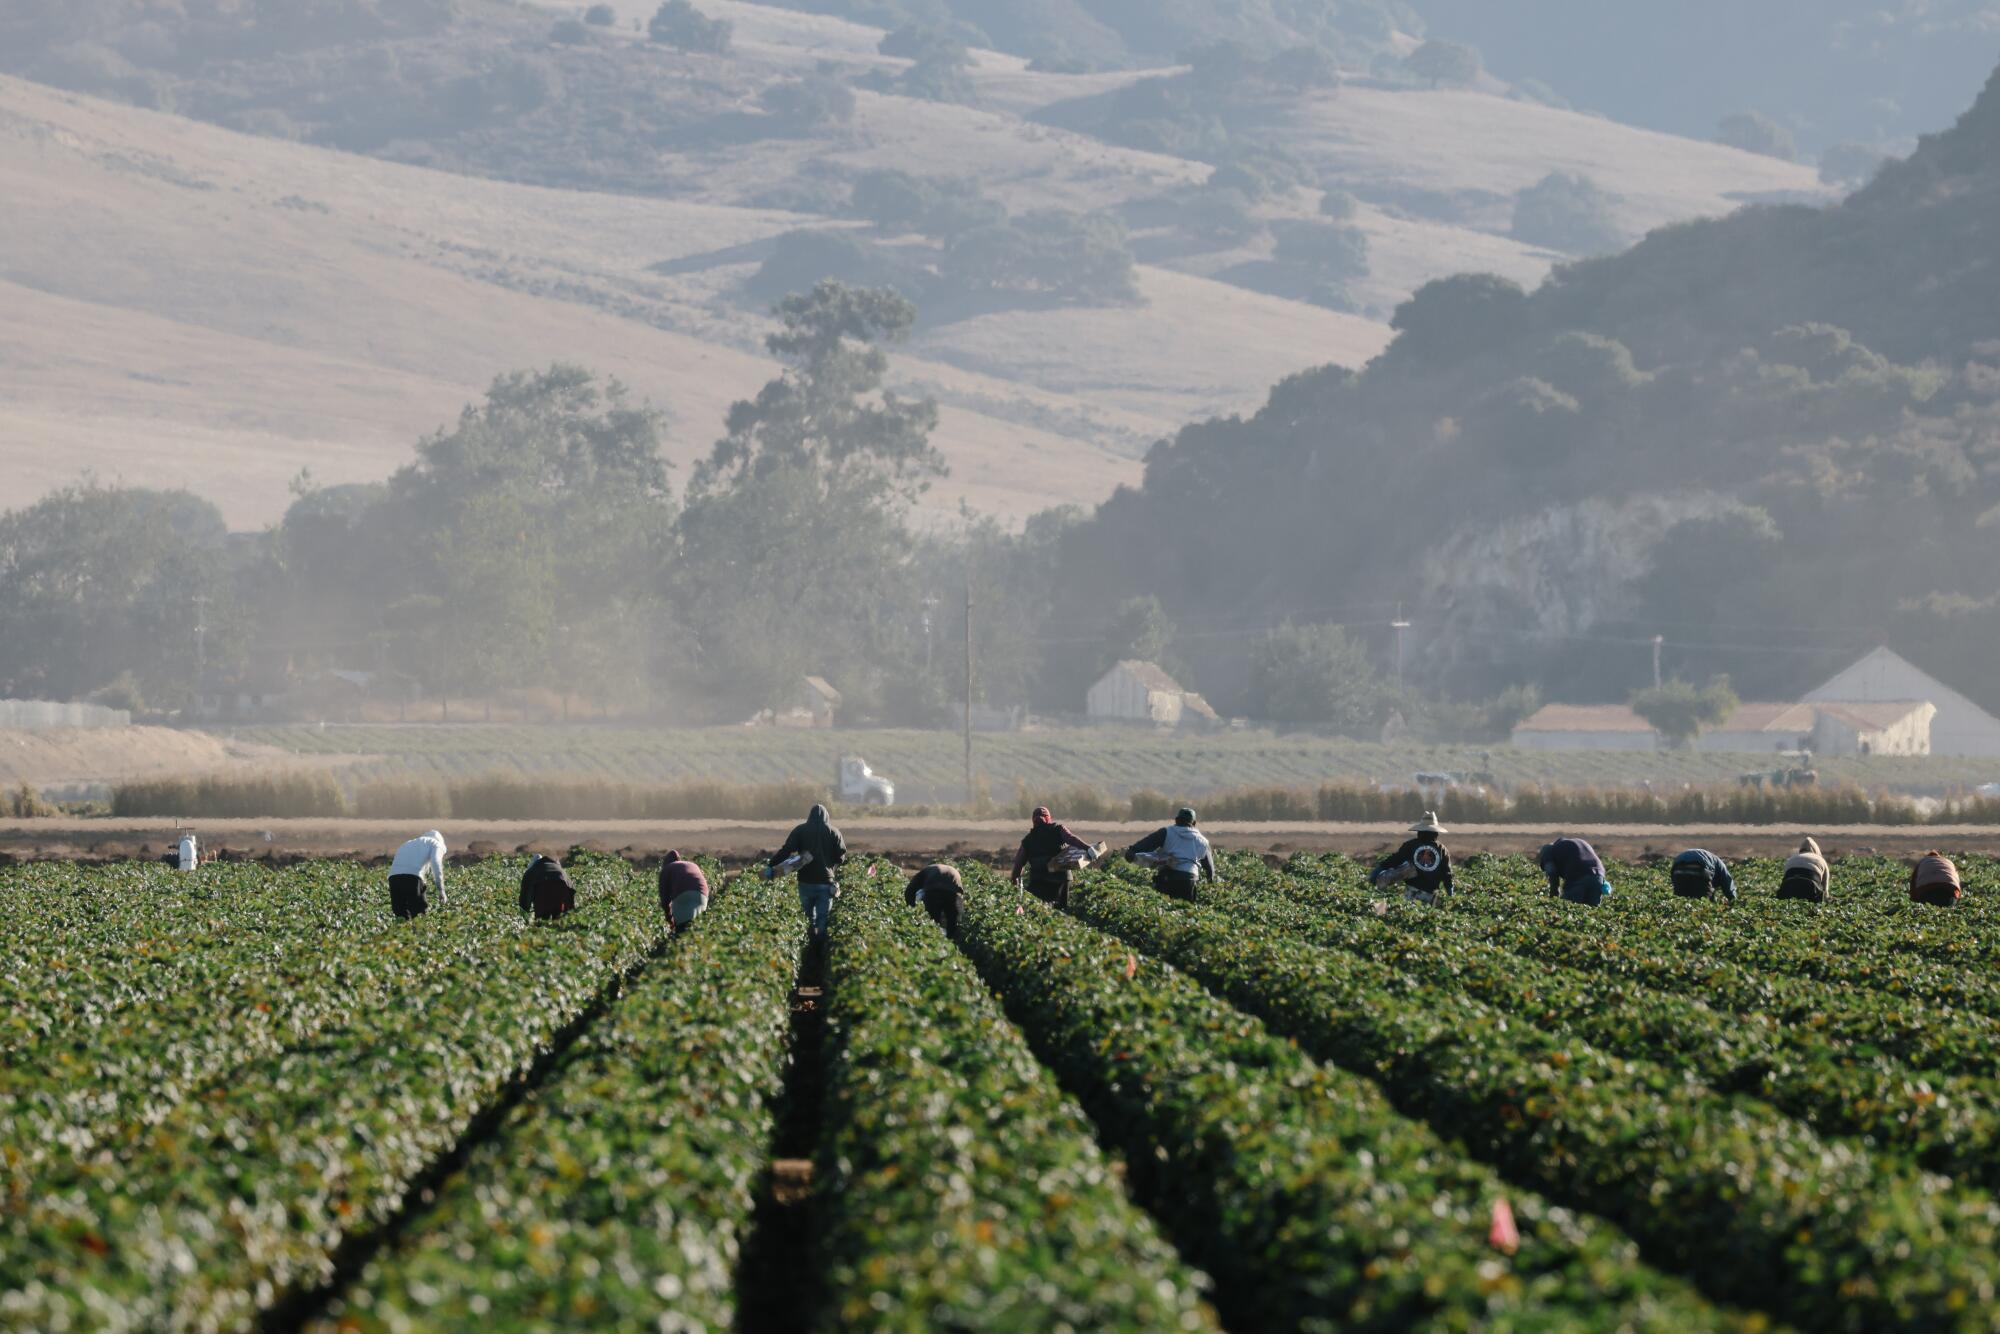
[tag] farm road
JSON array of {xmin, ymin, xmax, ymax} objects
[{"xmin": 5, "ymin": 818, "xmax": 1998, "ymax": 863}]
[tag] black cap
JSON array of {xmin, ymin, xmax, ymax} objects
[{"xmin": 1176, "ymin": 807, "xmax": 1197, "ymax": 826}]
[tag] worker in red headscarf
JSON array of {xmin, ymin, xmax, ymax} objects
[{"xmin": 1011, "ymin": 806, "xmax": 1102, "ymax": 909}]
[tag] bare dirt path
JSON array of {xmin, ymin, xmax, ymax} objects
[{"xmin": 2, "ymin": 818, "xmax": 1992, "ymax": 864}]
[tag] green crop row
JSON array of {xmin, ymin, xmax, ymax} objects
[
  {"xmin": 1204, "ymin": 869, "xmax": 2000, "ymax": 1191},
  {"xmin": 0, "ymin": 861, "xmax": 670, "ymax": 1330},
  {"xmin": 1274, "ymin": 854, "xmax": 2000, "ymax": 1079},
  {"xmin": 953, "ymin": 868, "xmax": 1745, "ymax": 1332},
  {"xmin": 314, "ymin": 869, "xmax": 799, "ymax": 1331},
  {"xmin": 1065, "ymin": 871, "xmax": 2000, "ymax": 1329},
  {"xmin": 815, "ymin": 880, "xmax": 1214, "ymax": 1331}
]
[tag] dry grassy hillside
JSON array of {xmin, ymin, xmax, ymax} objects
[{"xmin": 0, "ymin": 0, "xmax": 1829, "ymax": 529}]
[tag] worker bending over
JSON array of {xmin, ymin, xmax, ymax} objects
[
  {"xmin": 659, "ymin": 851, "xmax": 710, "ymax": 936},
  {"xmin": 905, "ymin": 863, "xmax": 966, "ymax": 938},
  {"xmin": 1669, "ymin": 848, "xmax": 1735, "ymax": 902},
  {"xmin": 1540, "ymin": 836, "xmax": 1610, "ymax": 907},
  {"xmin": 388, "ymin": 830, "xmax": 448, "ymax": 919},
  {"xmin": 1127, "ymin": 807, "xmax": 1216, "ymax": 901},
  {"xmin": 177, "ymin": 832, "xmax": 200, "ymax": 873},
  {"xmin": 1011, "ymin": 806, "xmax": 1101, "ymax": 909},
  {"xmin": 769, "ymin": 804, "xmax": 846, "ymax": 942},
  {"xmin": 519, "ymin": 854, "xmax": 576, "ymax": 920},
  {"xmin": 1372, "ymin": 812, "xmax": 1455, "ymax": 905},
  {"xmin": 1910, "ymin": 851, "xmax": 1963, "ymax": 907},
  {"xmin": 1777, "ymin": 838, "xmax": 1830, "ymax": 902}
]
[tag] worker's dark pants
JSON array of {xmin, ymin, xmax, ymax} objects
[
  {"xmin": 1672, "ymin": 871, "xmax": 1715, "ymax": 899},
  {"xmin": 1559, "ymin": 880, "xmax": 1606, "ymax": 907},
  {"xmin": 1026, "ymin": 870, "xmax": 1072, "ymax": 910},
  {"xmin": 923, "ymin": 892, "xmax": 963, "ymax": 938},
  {"xmin": 1154, "ymin": 869, "xmax": 1198, "ymax": 901},
  {"xmin": 389, "ymin": 873, "xmax": 429, "ymax": 919},
  {"xmin": 1776, "ymin": 873, "xmax": 1825, "ymax": 903},
  {"xmin": 1912, "ymin": 883, "xmax": 1961, "ymax": 908}
]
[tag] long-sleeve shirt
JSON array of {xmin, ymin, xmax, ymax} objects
[
  {"xmin": 1670, "ymin": 849, "xmax": 1735, "ymax": 901},
  {"xmin": 1129, "ymin": 825, "xmax": 1216, "ymax": 880},
  {"xmin": 1539, "ymin": 838, "xmax": 1604, "ymax": 896},
  {"xmin": 177, "ymin": 835, "xmax": 199, "ymax": 872},
  {"xmin": 520, "ymin": 857, "xmax": 576, "ymax": 918},
  {"xmin": 659, "ymin": 859, "xmax": 711, "ymax": 910},
  {"xmin": 390, "ymin": 834, "xmax": 448, "ymax": 904},
  {"xmin": 1781, "ymin": 840, "xmax": 1830, "ymax": 896},
  {"xmin": 905, "ymin": 864, "xmax": 964, "ymax": 907},
  {"xmin": 1373, "ymin": 837, "xmax": 1454, "ymax": 896},
  {"xmin": 1911, "ymin": 854, "xmax": 1962, "ymax": 900},
  {"xmin": 1013, "ymin": 822, "xmax": 1091, "ymax": 879}
]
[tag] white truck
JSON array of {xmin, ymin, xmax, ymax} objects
[{"xmin": 836, "ymin": 756, "xmax": 895, "ymax": 807}]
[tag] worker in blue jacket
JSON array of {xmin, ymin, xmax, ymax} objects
[{"xmin": 1669, "ymin": 848, "xmax": 1736, "ymax": 902}]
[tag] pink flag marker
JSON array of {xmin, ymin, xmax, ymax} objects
[{"xmin": 1489, "ymin": 1198, "xmax": 1520, "ymax": 1254}]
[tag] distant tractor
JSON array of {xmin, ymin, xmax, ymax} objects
[
  {"xmin": 836, "ymin": 756, "xmax": 895, "ymax": 807},
  {"xmin": 1738, "ymin": 752, "xmax": 1819, "ymax": 790}
]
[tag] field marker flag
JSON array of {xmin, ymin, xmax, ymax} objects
[
  {"xmin": 1489, "ymin": 1197, "xmax": 1520, "ymax": 1254},
  {"xmin": 1124, "ymin": 954, "xmax": 1138, "ymax": 979}
]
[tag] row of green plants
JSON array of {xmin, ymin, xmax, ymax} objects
[
  {"xmin": 3, "ymin": 859, "xmax": 437, "ymax": 1187},
  {"xmin": 0, "ymin": 859, "xmax": 671, "ymax": 1330},
  {"xmin": 1202, "ymin": 866, "xmax": 2000, "ymax": 1191},
  {"xmin": 108, "ymin": 771, "xmax": 825, "ymax": 820},
  {"xmin": 1064, "ymin": 870, "xmax": 2000, "ymax": 1329},
  {"xmin": 314, "ymin": 868, "xmax": 799, "ymax": 1331},
  {"xmin": 952, "ymin": 867, "xmax": 1744, "ymax": 1331},
  {"xmin": 814, "ymin": 881, "xmax": 1215, "ymax": 1329},
  {"xmin": 1280, "ymin": 853, "xmax": 2000, "ymax": 1062}
]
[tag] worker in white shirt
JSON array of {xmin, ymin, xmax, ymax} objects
[
  {"xmin": 177, "ymin": 832, "xmax": 200, "ymax": 872},
  {"xmin": 388, "ymin": 830, "xmax": 448, "ymax": 919}
]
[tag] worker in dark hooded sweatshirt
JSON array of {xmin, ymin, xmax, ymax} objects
[
  {"xmin": 905, "ymin": 862, "xmax": 965, "ymax": 937},
  {"xmin": 1371, "ymin": 812, "xmax": 1455, "ymax": 905},
  {"xmin": 1540, "ymin": 836, "xmax": 1611, "ymax": 907},
  {"xmin": 769, "ymin": 804, "xmax": 846, "ymax": 942},
  {"xmin": 1011, "ymin": 806, "xmax": 1101, "ymax": 909},
  {"xmin": 519, "ymin": 853, "xmax": 577, "ymax": 921},
  {"xmin": 1127, "ymin": 808, "xmax": 1216, "ymax": 901},
  {"xmin": 1669, "ymin": 848, "xmax": 1735, "ymax": 902}
]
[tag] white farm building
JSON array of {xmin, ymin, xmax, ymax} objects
[
  {"xmin": 1512, "ymin": 696, "xmax": 1936, "ymax": 757},
  {"xmin": 1086, "ymin": 661, "xmax": 1219, "ymax": 728},
  {"xmin": 1803, "ymin": 647, "xmax": 2000, "ymax": 758}
]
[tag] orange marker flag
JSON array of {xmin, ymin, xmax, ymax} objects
[{"xmin": 1489, "ymin": 1198, "xmax": 1520, "ymax": 1254}]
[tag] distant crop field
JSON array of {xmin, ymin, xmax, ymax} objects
[{"xmin": 223, "ymin": 723, "xmax": 2000, "ymax": 801}]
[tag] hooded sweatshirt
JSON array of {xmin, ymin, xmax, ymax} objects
[
  {"xmin": 1376, "ymin": 834, "xmax": 1454, "ymax": 896},
  {"xmin": 1782, "ymin": 838, "xmax": 1829, "ymax": 895},
  {"xmin": 772, "ymin": 805, "xmax": 846, "ymax": 886},
  {"xmin": 658, "ymin": 852, "xmax": 710, "ymax": 910},
  {"xmin": 520, "ymin": 855, "xmax": 576, "ymax": 918},
  {"xmin": 1670, "ymin": 849, "xmax": 1736, "ymax": 901}
]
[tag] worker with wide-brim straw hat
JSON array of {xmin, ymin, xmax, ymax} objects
[{"xmin": 1374, "ymin": 811, "xmax": 1455, "ymax": 904}]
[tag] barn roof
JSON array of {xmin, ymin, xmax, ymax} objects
[{"xmin": 1107, "ymin": 660, "xmax": 1187, "ymax": 694}]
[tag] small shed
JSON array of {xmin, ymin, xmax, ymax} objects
[{"xmin": 1510, "ymin": 704, "xmax": 1659, "ymax": 751}]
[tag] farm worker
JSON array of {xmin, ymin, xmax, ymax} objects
[
  {"xmin": 1539, "ymin": 836, "xmax": 1610, "ymax": 907},
  {"xmin": 1127, "ymin": 807, "xmax": 1216, "ymax": 901},
  {"xmin": 1669, "ymin": 848, "xmax": 1736, "ymax": 902},
  {"xmin": 770, "ymin": 805, "xmax": 846, "ymax": 942},
  {"xmin": 1372, "ymin": 812, "xmax": 1455, "ymax": 905},
  {"xmin": 1776, "ymin": 838, "xmax": 1829, "ymax": 902},
  {"xmin": 1011, "ymin": 806, "xmax": 1101, "ymax": 909},
  {"xmin": 1910, "ymin": 851, "xmax": 1963, "ymax": 907},
  {"xmin": 659, "ymin": 850, "xmax": 710, "ymax": 936},
  {"xmin": 177, "ymin": 832, "xmax": 199, "ymax": 872},
  {"xmin": 905, "ymin": 862, "xmax": 966, "ymax": 937},
  {"xmin": 519, "ymin": 854, "xmax": 576, "ymax": 921},
  {"xmin": 388, "ymin": 830, "xmax": 447, "ymax": 919}
]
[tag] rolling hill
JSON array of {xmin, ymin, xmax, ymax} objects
[{"xmin": 1, "ymin": 0, "xmax": 1823, "ymax": 527}]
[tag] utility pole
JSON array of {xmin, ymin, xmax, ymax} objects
[
  {"xmin": 1391, "ymin": 604, "xmax": 1412, "ymax": 682},
  {"xmin": 192, "ymin": 594, "xmax": 211, "ymax": 676},
  {"xmin": 1652, "ymin": 635, "xmax": 1664, "ymax": 690},
  {"xmin": 963, "ymin": 573, "xmax": 975, "ymax": 806},
  {"xmin": 922, "ymin": 594, "xmax": 939, "ymax": 675}
]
